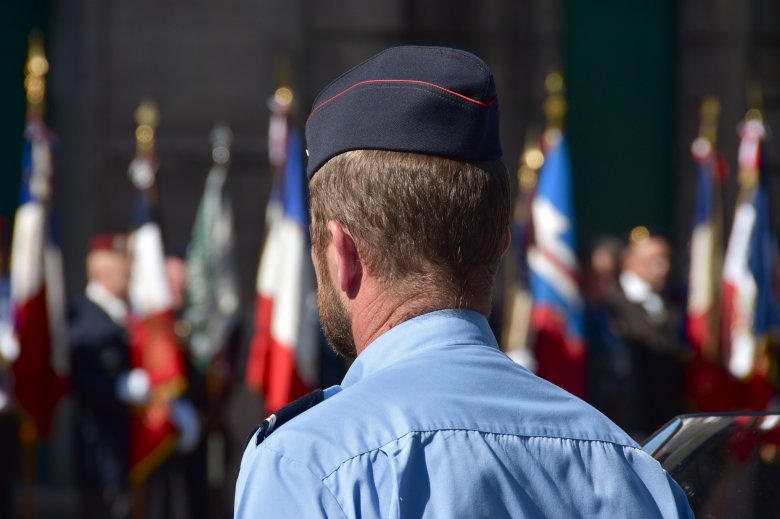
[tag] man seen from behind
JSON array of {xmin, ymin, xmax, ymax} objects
[{"xmin": 235, "ymin": 46, "xmax": 692, "ymax": 518}]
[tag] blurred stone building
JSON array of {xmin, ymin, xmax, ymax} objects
[
  {"xmin": 2, "ymin": 0, "xmax": 777, "ymax": 300},
  {"xmin": 0, "ymin": 0, "xmax": 778, "ymax": 516}
]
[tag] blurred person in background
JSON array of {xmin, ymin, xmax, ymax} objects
[
  {"xmin": 606, "ymin": 227, "xmax": 691, "ymax": 439},
  {"xmin": 582, "ymin": 235, "xmax": 634, "ymax": 429},
  {"xmin": 68, "ymin": 233, "xmax": 139, "ymax": 518}
]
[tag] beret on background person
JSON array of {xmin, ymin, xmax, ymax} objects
[
  {"xmin": 234, "ymin": 46, "xmax": 693, "ymax": 518},
  {"xmin": 87, "ymin": 232, "xmax": 128, "ymax": 255}
]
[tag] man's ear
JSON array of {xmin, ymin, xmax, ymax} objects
[
  {"xmin": 501, "ymin": 225, "xmax": 511, "ymax": 256},
  {"xmin": 327, "ymin": 220, "xmax": 362, "ymax": 298}
]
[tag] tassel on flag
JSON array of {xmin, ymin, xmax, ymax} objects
[
  {"xmin": 721, "ymin": 112, "xmax": 780, "ymax": 410},
  {"xmin": 126, "ymin": 101, "xmax": 187, "ymax": 485},
  {"xmin": 246, "ymin": 87, "xmax": 320, "ymax": 414},
  {"xmin": 184, "ymin": 124, "xmax": 240, "ymax": 370}
]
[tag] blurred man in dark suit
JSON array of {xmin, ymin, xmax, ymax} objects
[
  {"xmin": 69, "ymin": 234, "xmax": 150, "ymax": 518},
  {"xmin": 606, "ymin": 228, "xmax": 691, "ymax": 439}
]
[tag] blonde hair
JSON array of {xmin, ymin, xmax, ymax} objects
[{"xmin": 309, "ymin": 150, "xmax": 509, "ymax": 309}]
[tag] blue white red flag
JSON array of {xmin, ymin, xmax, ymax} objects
[
  {"xmin": 686, "ymin": 138, "xmax": 724, "ymax": 354},
  {"xmin": 246, "ymin": 128, "xmax": 319, "ymax": 413},
  {"xmin": 721, "ymin": 117, "xmax": 780, "ymax": 408},
  {"xmin": 9, "ymin": 119, "xmax": 68, "ymax": 435},
  {"xmin": 527, "ymin": 132, "xmax": 586, "ymax": 398},
  {"xmin": 126, "ymin": 157, "xmax": 187, "ymax": 484},
  {"xmin": 684, "ymin": 134, "xmax": 738, "ymax": 412}
]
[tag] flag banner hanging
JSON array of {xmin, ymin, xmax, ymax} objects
[
  {"xmin": 721, "ymin": 117, "xmax": 780, "ymax": 410},
  {"xmin": 10, "ymin": 119, "xmax": 67, "ymax": 436},
  {"xmin": 185, "ymin": 126, "xmax": 239, "ymax": 369},
  {"xmin": 246, "ymin": 128, "xmax": 320, "ymax": 413},
  {"xmin": 127, "ymin": 157, "xmax": 187, "ymax": 485},
  {"xmin": 686, "ymin": 143, "xmax": 719, "ymax": 353},
  {"xmin": 685, "ymin": 132, "xmax": 734, "ymax": 412},
  {"xmin": 528, "ymin": 133, "xmax": 586, "ymax": 398}
]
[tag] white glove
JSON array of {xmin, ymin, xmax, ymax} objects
[
  {"xmin": 0, "ymin": 326, "xmax": 19, "ymax": 363},
  {"xmin": 0, "ymin": 390, "xmax": 9, "ymax": 413},
  {"xmin": 116, "ymin": 368, "xmax": 151, "ymax": 405},
  {"xmin": 170, "ymin": 398, "xmax": 201, "ymax": 453}
]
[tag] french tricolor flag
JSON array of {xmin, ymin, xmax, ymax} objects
[
  {"xmin": 527, "ymin": 133, "xmax": 586, "ymax": 398},
  {"xmin": 684, "ymin": 135, "xmax": 737, "ymax": 412},
  {"xmin": 686, "ymin": 137, "xmax": 724, "ymax": 355},
  {"xmin": 10, "ymin": 119, "xmax": 67, "ymax": 436},
  {"xmin": 127, "ymin": 157, "xmax": 187, "ymax": 484},
  {"xmin": 721, "ymin": 118, "xmax": 780, "ymax": 405},
  {"xmin": 245, "ymin": 129, "xmax": 319, "ymax": 414}
]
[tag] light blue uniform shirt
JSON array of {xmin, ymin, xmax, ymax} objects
[{"xmin": 235, "ymin": 310, "xmax": 692, "ymax": 518}]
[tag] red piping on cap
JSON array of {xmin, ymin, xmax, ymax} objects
[{"xmin": 307, "ymin": 79, "xmax": 498, "ymax": 123}]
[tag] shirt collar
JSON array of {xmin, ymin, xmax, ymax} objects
[
  {"xmin": 341, "ymin": 309, "xmax": 498, "ymax": 389},
  {"xmin": 86, "ymin": 281, "xmax": 128, "ymax": 324},
  {"xmin": 619, "ymin": 271, "xmax": 664, "ymax": 316}
]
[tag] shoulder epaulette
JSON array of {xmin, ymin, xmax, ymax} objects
[{"xmin": 245, "ymin": 388, "xmax": 325, "ymax": 448}]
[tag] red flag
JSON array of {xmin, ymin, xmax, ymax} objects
[{"xmin": 126, "ymin": 153, "xmax": 187, "ymax": 485}]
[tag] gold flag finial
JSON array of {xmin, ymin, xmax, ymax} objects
[
  {"xmin": 698, "ymin": 96, "xmax": 720, "ymax": 145},
  {"xmin": 691, "ymin": 96, "xmax": 721, "ymax": 161},
  {"xmin": 543, "ymin": 72, "xmax": 567, "ymax": 131},
  {"xmin": 746, "ymin": 78, "xmax": 764, "ymax": 119},
  {"xmin": 737, "ymin": 108, "xmax": 765, "ymax": 191},
  {"xmin": 129, "ymin": 100, "xmax": 160, "ymax": 190},
  {"xmin": 273, "ymin": 87, "xmax": 294, "ymax": 109},
  {"xmin": 745, "ymin": 107, "xmax": 763, "ymax": 123},
  {"xmin": 517, "ymin": 127, "xmax": 543, "ymax": 194},
  {"xmin": 25, "ymin": 32, "xmax": 49, "ymax": 120},
  {"xmin": 630, "ymin": 225, "xmax": 651, "ymax": 245},
  {"xmin": 271, "ymin": 55, "xmax": 295, "ymax": 112},
  {"xmin": 134, "ymin": 99, "xmax": 159, "ymax": 158},
  {"xmin": 210, "ymin": 123, "xmax": 233, "ymax": 165},
  {"xmin": 542, "ymin": 72, "xmax": 567, "ymax": 150}
]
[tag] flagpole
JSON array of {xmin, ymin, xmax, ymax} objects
[
  {"xmin": 542, "ymin": 72, "xmax": 566, "ymax": 151},
  {"xmin": 500, "ymin": 128, "xmax": 542, "ymax": 366},
  {"xmin": 206, "ymin": 123, "xmax": 232, "ymax": 519},
  {"xmin": 129, "ymin": 99, "xmax": 160, "ymax": 518},
  {"xmin": 245, "ymin": 82, "xmax": 294, "ymax": 401},
  {"xmin": 528, "ymin": 72, "xmax": 587, "ymax": 398},
  {"xmin": 738, "ymin": 107, "xmax": 772, "ymax": 384},
  {"xmin": 698, "ymin": 96, "xmax": 722, "ymax": 364},
  {"xmin": 19, "ymin": 31, "xmax": 50, "ymax": 519}
]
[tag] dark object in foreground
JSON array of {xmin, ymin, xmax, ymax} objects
[{"xmin": 643, "ymin": 412, "xmax": 780, "ymax": 518}]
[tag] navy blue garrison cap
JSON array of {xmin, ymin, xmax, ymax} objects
[{"xmin": 305, "ymin": 45, "xmax": 502, "ymax": 179}]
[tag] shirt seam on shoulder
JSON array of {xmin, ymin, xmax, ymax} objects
[
  {"xmin": 321, "ymin": 428, "xmax": 642, "ymax": 480},
  {"xmin": 258, "ymin": 444, "xmax": 349, "ymax": 518}
]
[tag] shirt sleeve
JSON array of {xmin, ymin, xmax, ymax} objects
[{"xmin": 234, "ymin": 441, "xmax": 347, "ymax": 519}]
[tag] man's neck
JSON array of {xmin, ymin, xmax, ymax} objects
[
  {"xmin": 86, "ymin": 281, "xmax": 128, "ymax": 324},
  {"xmin": 349, "ymin": 279, "xmax": 489, "ymax": 355}
]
